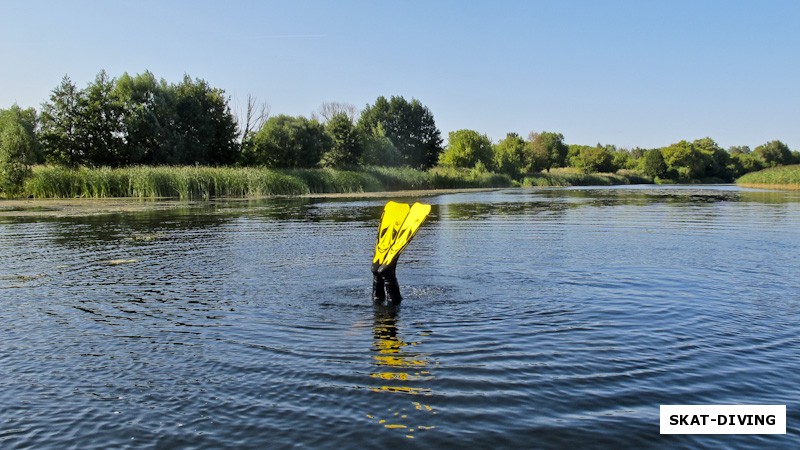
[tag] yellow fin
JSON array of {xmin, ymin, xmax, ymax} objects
[
  {"xmin": 373, "ymin": 201, "xmax": 410, "ymax": 266},
  {"xmin": 380, "ymin": 202, "xmax": 431, "ymax": 268}
]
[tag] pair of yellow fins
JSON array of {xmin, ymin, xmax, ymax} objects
[{"xmin": 371, "ymin": 201, "xmax": 431, "ymax": 274}]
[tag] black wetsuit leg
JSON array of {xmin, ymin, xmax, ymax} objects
[
  {"xmin": 372, "ymin": 273, "xmax": 386, "ymax": 304},
  {"xmin": 381, "ymin": 260, "xmax": 402, "ymax": 305}
]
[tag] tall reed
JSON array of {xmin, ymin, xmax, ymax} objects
[
  {"xmin": 737, "ymin": 164, "xmax": 800, "ymax": 188},
  {"xmin": 522, "ymin": 169, "xmax": 650, "ymax": 187},
  {"xmin": 25, "ymin": 166, "xmax": 309, "ymax": 198},
  {"xmin": 22, "ymin": 165, "xmax": 518, "ymax": 199}
]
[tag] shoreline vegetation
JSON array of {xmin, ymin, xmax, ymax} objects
[
  {"xmin": 2, "ymin": 70, "xmax": 798, "ymax": 201},
  {"xmin": 3, "ymin": 165, "xmax": 799, "ymax": 218},
  {"xmin": 736, "ymin": 164, "xmax": 800, "ymax": 190},
  {"xmin": 14, "ymin": 165, "xmax": 649, "ymax": 200}
]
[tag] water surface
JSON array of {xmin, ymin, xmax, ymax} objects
[{"xmin": 2, "ymin": 186, "xmax": 800, "ymax": 449}]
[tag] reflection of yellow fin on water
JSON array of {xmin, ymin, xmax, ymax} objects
[
  {"xmin": 373, "ymin": 201, "xmax": 411, "ymax": 268},
  {"xmin": 379, "ymin": 202, "xmax": 431, "ymax": 271}
]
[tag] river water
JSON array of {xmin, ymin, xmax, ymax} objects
[{"xmin": 2, "ymin": 185, "xmax": 799, "ymax": 449}]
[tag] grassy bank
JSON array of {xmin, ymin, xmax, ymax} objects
[
  {"xmin": 521, "ymin": 168, "xmax": 652, "ymax": 187},
  {"xmin": 17, "ymin": 165, "xmax": 515, "ymax": 199},
  {"xmin": 736, "ymin": 165, "xmax": 800, "ymax": 190}
]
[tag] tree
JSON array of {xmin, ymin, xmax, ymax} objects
[
  {"xmin": 493, "ymin": 133, "xmax": 527, "ymax": 178},
  {"xmin": 39, "ymin": 75, "xmax": 85, "ymax": 166},
  {"xmin": 317, "ymin": 102, "xmax": 358, "ymax": 123},
  {"xmin": 40, "ymin": 70, "xmax": 241, "ymax": 167},
  {"xmin": 323, "ymin": 112, "xmax": 362, "ymax": 167},
  {"xmin": 114, "ymin": 72, "xmax": 239, "ymax": 165},
  {"xmin": 693, "ymin": 137, "xmax": 731, "ymax": 181},
  {"xmin": 81, "ymin": 70, "xmax": 126, "ymax": 166},
  {"xmin": 629, "ymin": 147, "xmax": 647, "ymax": 162},
  {"xmin": 661, "ymin": 140, "xmax": 708, "ymax": 181},
  {"xmin": 527, "ymin": 131, "xmax": 567, "ymax": 172},
  {"xmin": 114, "ymin": 71, "xmax": 169, "ymax": 165},
  {"xmin": 0, "ymin": 105, "xmax": 36, "ymax": 195},
  {"xmin": 729, "ymin": 145, "xmax": 751, "ymax": 155},
  {"xmin": 244, "ymin": 115, "xmax": 331, "ymax": 167},
  {"xmin": 642, "ymin": 149, "xmax": 667, "ymax": 179},
  {"xmin": 611, "ymin": 149, "xmax": 631, "ymax": 171},
  {"xmin": 171, "ymin": 75, "xmax": 239, "ymax": 165},
  {"xmin": 438, "ymin": 129, "xmax": 493, "ymax": 169},
  {"xmin": 238, "ymin": 94, "xmax": 270, "ymax": 146},
  {"xmin": 728, "ymin": 152, "xmax": 764, "ymax": 179},
  {"xmin": 361, "ymin": 123, "xmax": 401, "ymax": 167},
  {"xmin": 573, "ymin": 144, "xmax": 614, "ymax": 174},
  {"xmin": 40, "ymin": 72, "xmax": 129, "ymax": 167},
  {"xmin": 357, "ymin": 95, "xmax": 443, "ymax": 168},
  {"xmin": 753, "ymin": 140, "xmax": 792, "ymax": 168}
]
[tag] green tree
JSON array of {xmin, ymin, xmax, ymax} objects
[
  {"xmin": 114, "ymin": 71, "xmax": 171, "ymax": 165},
  {"xmin": 527, "ymin": 131, "xmax": 567, "ymax": 172},
  {"xmin": 361, "ymin": 123, "xmax": 401, "ymax": 167},
  {"xmin": 693, "ymin": 137, "xmax": 731, "ymax": 180},
  {"xmin": 39, "ymin": 75, "xmax": 86, "ymax": 166},
  {"xmin": 39, "ymin": 70, "xmax": 241, "ymax": 167},
  {"xmin": 493, "ymin": 132, "xmax": 527, "ymax": 178},
  {"xmin": 0, "ymin": 105, "xmax": 36, "ymax": 195},
  {"xmin": 753, "ymin": 140, "xmax": 792, "ymax": 168},
  {"xmin": 40, "ymin": 72, "xmax": 129, "ymax": 167},
  {"xmin": 728, "ymin": 145, "xmax": 751, "ymax": 155},
  {"xmin": 573, "ymin": 144, "xmax": 615, "ymax": 174},
  {"xmin": 171, "ymin": 76, "xmax": 239, "ymax": 165},
  {"xmin": 81, "ymin": 70, "xmax": 126, "ymax": 166},
  {"xmin": 322, "ymin": 112, "xmax": 362, "ymax": 167},
  {"xmin": 357, "ymin": 95, "xmax": 443, "ymax": 168},
  {"xmin": 661, "ymin": 140, "xmax": 708, "ymax": 181},
  {"xmin": 629, "ymin": 147, "xmax": 647, "ymax": 164},
  {"xmin": 438, "ymin": 129, "xmax": 493, "ymax": 169},
  {"xmin": 611, "ymin": 149, "xmax": 631, "ymax": 171},
  {"xmin": 245, "ymin": 115, "xmax": 331, "ymax": 167},
  {"xmin": 728, "ymin": 152, "xmax": 764, "ymax": 179},
  {"xmin": 642, "ymin": 149, "xmax": 667, "ymax": 179}
]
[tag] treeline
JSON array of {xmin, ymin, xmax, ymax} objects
[
  {"xmin": 438, "ymin": 130, "xmax": 799, "ymax": 183},
  {"xmin": 3, "ymin": 70, "xmax": 442, "ymax": 169},
  {"xmin": 1, "ymin": 69, "xmax": 798, "ymax": 196}
]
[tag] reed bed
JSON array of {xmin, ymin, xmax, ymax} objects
[
  {"xmin": 737, "ymin": 165, "xmax": 800, "ymax": 189},
  {"xmin": 21, "ymin": 165, "xmax": 514, "ymax": 199},
  {"xmin": 24, "ymin": 166, "xmax": 309, "ymax": 199},
  {"xmin": 522, "ymin": 168, "xmax": 650, "ymax": 187},
  {"xmin": 365, "ymin": 166, "xmax": 513, "ymax": 190}
]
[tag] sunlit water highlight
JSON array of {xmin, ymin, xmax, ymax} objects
[{"xmin": 2, "ymin": 186, "xmax": 800, "ymax": 449}]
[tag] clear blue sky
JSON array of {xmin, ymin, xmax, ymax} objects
[{"xmin": 2, "ymin": 0, "xmax": 798, "ymax": 150}]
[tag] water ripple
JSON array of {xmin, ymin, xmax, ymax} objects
[{"xmin": 2, "ymin": 186, "xmax": 800, "ymax": 449}]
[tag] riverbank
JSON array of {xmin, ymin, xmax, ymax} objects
[
  {"xmin": 5, "ymin": 165, "xmax": 651, "ymax": 201},
  {"xmin": 14, "ymin": 165, "xmax": 512, "ymax": 199},
  {"xmin": 736, "ymin": 164, "xmax": 800, "ymax": 190},
  {"xmin": 0, "ymin": 187, "xmax": 505, "ymax": 218},
  {"xmin": 522, "ymin": 169, "xmax": 651, "ymax": 186},
  {"xmin": 0, "ymin": 166, "xmax": 655, "ymax": 218}
]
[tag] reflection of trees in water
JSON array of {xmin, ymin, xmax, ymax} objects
[
  {"xmin": 439, "ymin": 188, "xmax": 772, "ymax": 221},
  {"xmin": 43, "ymin": 207, "xmax": 233, "ymax": 249},
  {"xmin": 40, "ymin": 196, "xmax": 387, "ymax": 249},
  {"xmin": 442, "ymin": 201, "xmax": 566, "ymax": 220},
  {"xmin": 366, "ymin": 307, "xmax": 437, "ymax": 438}
]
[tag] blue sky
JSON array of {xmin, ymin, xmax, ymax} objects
[{"xmin": 2, "ymin": 0, "xmax": 798, "ymax": 149}]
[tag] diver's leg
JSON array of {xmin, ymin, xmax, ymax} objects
[
  {"xmin": 382, "ymin": 261, "xmax": 402, "ymax": 305},
  {"xmin": 372, "ymin": 273, "xmax": 386, "ymax": 304}
]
